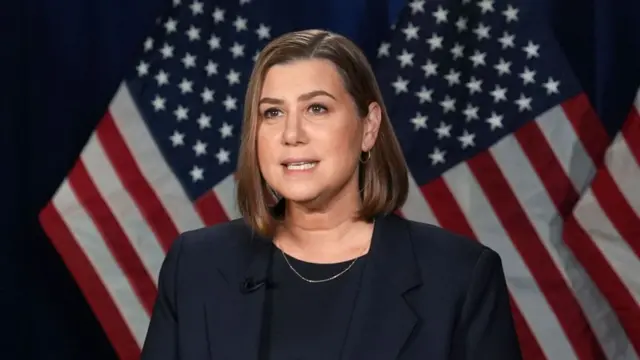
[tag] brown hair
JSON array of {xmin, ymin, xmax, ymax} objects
[{"xmin": 235, "ymin": 29, "xmax": 408, "ymax": 237}]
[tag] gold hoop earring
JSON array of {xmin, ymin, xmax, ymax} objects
[{"xmin": 359, "ymin": 151, "xmax": 371, "ymax": 164}]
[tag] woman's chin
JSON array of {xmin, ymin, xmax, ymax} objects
[
  {"xmin": 274, "ymin": 186, "xmax": 325, "ymax": 206},
  {"xmin": 280, "ymin": 191, "xmax": 321, "ymax": 204}
]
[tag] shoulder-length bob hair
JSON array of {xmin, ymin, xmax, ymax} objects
[{"xmin": 235, "ymin": 29, "xmax": 408, "ymax": 237}]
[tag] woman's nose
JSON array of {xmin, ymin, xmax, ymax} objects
[{"xmin": 282, "ymin": 112, "xmax": 307, "ymax": 145}]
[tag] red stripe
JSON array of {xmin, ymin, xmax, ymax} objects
[
  {"xmin": 39, "ymin": 203, "xmax": 141, "ymax": 359},
  {"xmin": 421, "ymin": 177, "xmax": 476, "ymax": 239},
  {"xmin": 515, "ymin": 117, "xmax": 638, "ymax": 355},
  {"xmin": 507, "ymin": 297, "xmax": 546, "ymax": 360},
  {"xmin": 195, "ymin": 190, "xmax": 230, "ymax": 226},
  {"xmin": 621, "ymin": 105, "xmax": 640, "ymax": 173},
  {"xmin": 610, "ymin": 106, "xmax": 640, "ymax": 259},
  {"xmin": 468, "ymin": 152, "xmax": 605, "ymax": 360},
  {"xmin": 563, "ymin": 94, "xmax": 640, "ymax": 350},
  {"xmin": 591, "ymin": 170, "xmax": 640, "ymax": 257},
  {"xmin": 69, "ymin": 160, "xmax": 157, "ymax": 314},
  {"xmin": 561, "ymin": 94, "xmax": 611, "ymax": 165},
  {"xmin": 514, "ymin": 121, "xmax": 580, "ymax": 216},
  {"xmin": 588, "ymin": 109, "xmax": 640, "ymax": 349},
  {"xmin": 421, "ymin": 179, "xmax": 546, "ymax": 360},
  {"xmin": 97, "ymin": 112, "xmax": 179, "ymax": 251},
  {"xmin": 563, "ymin": 215, "xmax": 640, "ymax": 354}
]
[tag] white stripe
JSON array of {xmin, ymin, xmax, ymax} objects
[
  {"xmin": 400, "ymin": 174, "xmax": 439, "ymax": 226},
  {"xmin": 442, "ymin": 162, "xmax": 576, "ymax": 360},
  {"xmin": 52, "ymin": 180, "xmax": 149, "ymax": 347},
  {"xmin": 491, "ymin": 133, "xmax": 637, "ymax": 360},
  {"xmin": 606, "ymin": 132, "xmax": 640, "ymax": 218},
  {"xmin": 543, "ymin": 102, "xmax": 640, "ymax": 359},
  {"xmin": 574, "ymin": 124, "xmax": 640, "ymax": 306},
  {"xmin": 214, "ymin": 174, "xmax": 242, "ymax": 220},
  {"xmin": 573, "ymin": 190, "xmax": 640, "ymax": 313},
  {"xmin": 491, "ymin": 135, "xmax": 571, "ymax": 283},
  {"xmin": 80, "ymin": 132, "xmax": 166, "ymax": 285},
  {"xmin": 537, "ymin": 104, "xmax": 595, "ymax": 193},
  {"xmin": 606, "ymin": 98, "xmax": 640, "ymax": 303},
  {"xmin": 109, "ymin": 83, "xmax": 205, "ymax": 233}
]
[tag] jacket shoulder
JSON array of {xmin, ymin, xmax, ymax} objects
[
  {"xmin": 168, "ymin": 218, "xmax": 255, "ymax": 266},
  {"xmin": 179, "ymin": 218, "xmax": 253, "ymax": 245},
  {"xmin": 404, "ymin": 219, "xmax": 498, "ymax": 282},
  {"xmin": 407, "ymin": 219, "xmax": 487, "ymax": 255}
]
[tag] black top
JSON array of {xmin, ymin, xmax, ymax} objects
[
  {"xmin": 258, "ymin": 247, "xmax": 368, "ymax": 360},
  {"xmin": 140, "ymin": 214, "xmax": 523, "ymax": 360}
]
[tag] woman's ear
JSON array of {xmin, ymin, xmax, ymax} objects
[{"xmin": 362, "ymin": 102, "xmax": 382, "ymax": 152}]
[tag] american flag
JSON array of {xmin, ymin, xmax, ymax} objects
[
  {"xmin": 375, "ymin": 0, "xmax": 640, "ymax": 359},
  {"xmin": 39, "ymin": 0, "xmax": 270, "ymax": 358},
  {"xmin": 37, "ymin": 0, "xmax": 640, "ymax": 359}
]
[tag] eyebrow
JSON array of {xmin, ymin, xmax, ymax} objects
[{"xmin": 258, "ymin": 90, "xmax": 336, "ymax": 105}]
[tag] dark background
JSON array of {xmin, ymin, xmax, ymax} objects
[{"xmin": 2, "ymin": 0, "xmax": 639, "ymax": 358}]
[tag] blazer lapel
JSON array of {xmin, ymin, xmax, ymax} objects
[
  {"xmin": 341, "ymin": 214, "xmax": 422, "ymax": 360},
  {"xmin": 205, "ymin": 227, "xmax": 273, "ymax": 360}
]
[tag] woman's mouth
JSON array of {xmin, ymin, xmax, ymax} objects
[{"xmin": 284, "ymin": 161, "xmax": 318, "ymax": 171}]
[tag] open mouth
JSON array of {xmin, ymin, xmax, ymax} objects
[{"xmin": 282, "ymin": 161, "xmax": 319, "ymax": 171}]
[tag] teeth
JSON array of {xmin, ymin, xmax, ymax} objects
[{"xmin": 286, "ymin": 162, "xmax": 317, "ymax": 170}]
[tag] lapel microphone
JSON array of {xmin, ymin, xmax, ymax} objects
[{"xmin": 240, "ymin": 277, "xmax": 267, "ymax": 294}]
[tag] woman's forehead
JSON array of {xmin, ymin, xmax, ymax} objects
[{"xmin": 260, "ymin": 59, "xmax": 345, "ymax": 95}]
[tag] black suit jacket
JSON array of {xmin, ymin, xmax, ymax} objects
[{"xmin": 140, "ymin": 213, "xmax": 522, "ymax": 360}]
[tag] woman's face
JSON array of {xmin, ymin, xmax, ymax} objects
[{"xmin": 256, "ymin": 58, "xmax": 376, "ymax": 206}]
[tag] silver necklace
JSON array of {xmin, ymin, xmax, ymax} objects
[
  {"xmin": 280, "ymin": 249, "xmax": 363, "ymax": 283},
  {"xmin": 278, "ymin": 221, "xmax": 374, "ymax": 284}
]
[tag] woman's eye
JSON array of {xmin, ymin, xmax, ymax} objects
[
  {"xmin": 308, "ymin": 104, "xmax": 327, "ymax": 114},
  {"xmin": 262, "ymin": 108, "xmax": 281, "ymax": 118}
]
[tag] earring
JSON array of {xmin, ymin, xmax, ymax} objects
[{"xmin": 359, "ymin": 151, "xmax": 371, "ymax": 164}]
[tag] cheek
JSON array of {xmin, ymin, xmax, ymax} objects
[
  {"xmin": 323, "ymin": 121, "xmax": 361, "ymax": 159},
  {"xmin": 256, "ymin": 131, "xmax": 278, "ymax": 172}
]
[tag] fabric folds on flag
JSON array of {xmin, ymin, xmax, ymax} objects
[
  {"xmin": 39, "ymin": 0, "xmax": 279, "ymax": 358},
  {"xmin": 37, "ymin": 0, "xmax": 640, "ymax": 359},
  {"xmin": 373, "ymin": 0, "xmax": 640, "ymax": 359}
]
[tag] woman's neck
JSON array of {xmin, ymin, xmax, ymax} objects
[{"xmin": 275, "ymin": 189, "xmax": 373, "ymax": 263}]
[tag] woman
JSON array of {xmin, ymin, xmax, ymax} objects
[{"xmin": 141, "ymin": 29, "xmax": 522, "ymax": 360}]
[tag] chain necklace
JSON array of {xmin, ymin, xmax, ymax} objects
[
  {"xmin": 280, "ymin": 249, "xmax": 363, "ymax": 283},
  {"xmin": 278, "ymin": 221, "xmax": 373, "ymax": 284}
]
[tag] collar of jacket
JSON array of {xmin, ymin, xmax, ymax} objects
[{"xmin": 207, "ymin": 212, "xmax": 422, "ymax": 360}]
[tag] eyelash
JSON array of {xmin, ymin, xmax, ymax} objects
[
  {"xmin": 308, "ymin": 103, "xmax": 327, "ymax": 114},
  {"xmin": 262, "ymin": 103, "xmax": 328, "ymax": 118},
  {"xmin": 262, "ymin": 108, "xmax": 282, "ymax": 118}
]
